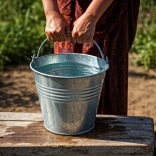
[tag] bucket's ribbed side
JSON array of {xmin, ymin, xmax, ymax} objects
[
  {"xmin": 34, "ymin": 72, "xmax": 106, "ymax": 135},
  {"xmin": 36, "ymin": 81, "xmax": 102, "ymax": 101}
]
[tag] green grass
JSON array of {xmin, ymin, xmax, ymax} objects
[
  {"xmin": 130, "ymin": 0, "xmax": 156, "ymax": 69},
  {"xmin": 0, "ymin": 0, "xmax": 53, "ymax": 68}
]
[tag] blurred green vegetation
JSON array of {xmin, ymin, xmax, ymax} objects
[
  {"xmin": 131, "ymin": 0, "xmax": 156, "ymax": 70},
  {"xmin": 0, "ymin": 0, "xmax": 53, "ymax": 68},
  {"xmin": 0, "ymin": 0, "xmax": 156, "ymax": 69}
]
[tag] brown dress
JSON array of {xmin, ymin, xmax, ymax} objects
[{"xmin": 54, "ymin": 0, "xmax": 140, "ymax": 115}]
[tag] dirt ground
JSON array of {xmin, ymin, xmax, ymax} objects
[{"xmin": 0, "ymin": 55, "xmax": 156, "ymax": 131}]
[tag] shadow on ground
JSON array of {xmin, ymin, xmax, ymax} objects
[
  {"xmin": 129, "ymin": 71, "xmax": 156, "ymax": 79},
  {"xmin": 0, "ymin": 65, "xmax": 40, "ymax": 112}
]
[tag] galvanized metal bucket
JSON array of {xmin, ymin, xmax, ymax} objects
[{"xmin": 30, "ymin": 39, "xmax": 109, "ymax": 135}]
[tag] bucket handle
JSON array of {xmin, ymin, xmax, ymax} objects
[{"xmin": 32, "ymin": 31, "xmax": 108, "ymax": 62}]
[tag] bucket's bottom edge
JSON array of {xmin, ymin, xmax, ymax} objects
[{"xmin": 44, "ymin": 124, "xmax": 95, "ymax": 136}]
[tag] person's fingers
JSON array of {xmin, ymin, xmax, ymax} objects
[
  {"xmin": 46, "ymin": 33, "xmax": 56, "ymax": 42},
  {"xmin": 50, "ymin": 34, "xmax": 56, "ymax": 42},
  {"xmin": 77, "ymin": 35, "xmax": 83, "ymax": 44},
  {"xmin": 86, "ymin": 38, "xmax": 91, "ymax": 43},
  {"xmin": 45, "ymin": 29, "xmax": 51, "ymax": 40},
  {"xmin": 57, "ymin": 35, "xmax": 62, "ymax": 42},
  {"xmin": 86, "ymin": 35, "xmax": 93, "ymax": 43},
  {"xmin": 45, "ymin": 28, "xmax": 57, "ymax": 42},
  {"xmin": 71, "ymin": 30, "xmax": 94, "ymax": 44},
  {"xmin": 81, "ymin": 35, "xmax": 88, "ymax": 44},
  {"xmin": 46, "ymin": 34, "xmax": 51, "ymax": 41},
  {"xmin": 72, "ymin": 31, "xmax": 84, "ymax": 44},
  {"xmin": 50, "ymin": 33, "xmax": 58, "ymax": 42},
  {"xmin": 65, "ymin": 22, "xmax": 71, "ymax": 41},
  {"xmin": 77, "ymin": 32, "xmax": 88, "ymax": 44},
  {"xmin": 52, "ymin": 32, "xmax": 61, "ymax": 42},
  {"xmin": 50, "ymin": 35, "xmax": 56, "ymax": 42},
  {"xmin": 59, "ymin": 31, "xmax": 67, "ymax": 41},
  {"xmin": 67, "ymin": 33, "xmax": 72, "ymax": 41},
  {"xmin": 71, "ymin": 31, "xmax": 77, "ymax": 43}
]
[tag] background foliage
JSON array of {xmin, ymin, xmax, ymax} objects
[
  {"xmin": 130, "ymin": 0, "xmax": 156, "ymax": 69},
  {"xmin": 0, "ymin": 0, "xmax": 52, "ymax": 68},
  {"xmin": 0, "ymin": 0, "xmax": 156, "ymax": 69}
]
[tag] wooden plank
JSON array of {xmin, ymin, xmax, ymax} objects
[
  {"xmin": 0, "ymin": 123, "xmax": 154, "ymax": 140},
  {"xmin": 0, "ymin": 147, "xmax": 154, "ymax": 156},
  {"xmin": 0, "ymin": 112, "xmax": 153, "ymax": 124},
  {"xmin": 0, "ymin": 112, "xmax": 154, "ymax": 156},
  {"xmin": 0, "ymin": 112, "xmax": 43, "ymax": 121},
  {"xmin": 0, "ymin": 120, "xmax": 154, "ymax": 131}
]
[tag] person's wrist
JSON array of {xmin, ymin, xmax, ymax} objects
[
  {"xmin": 45, "ymin": 10, "xmax": 62, "ymax": 19},
  {"xmin": 83, "ymin": 12, "xmax": 99, "ymax": 24}
]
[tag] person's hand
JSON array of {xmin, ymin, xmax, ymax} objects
[
  {"xmin": 72, "ymin": 14, "xmax": 97, "ymax": 44},
  {"xmin": 45, "ymin": 11, "xmax": 70, "ymax": 42}
]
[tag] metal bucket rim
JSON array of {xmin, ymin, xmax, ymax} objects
[{"xmin": 30, "ymin": 53, "xmax": 109, "ymax": 79}]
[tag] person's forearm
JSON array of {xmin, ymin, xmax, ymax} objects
[
  {"xmin": 42, "ymin": 0, "xmax": 60, "ymax": 17},
  {"xmin": 84, "ymin": 0, "xmax": 114, "ymax": 23}
]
